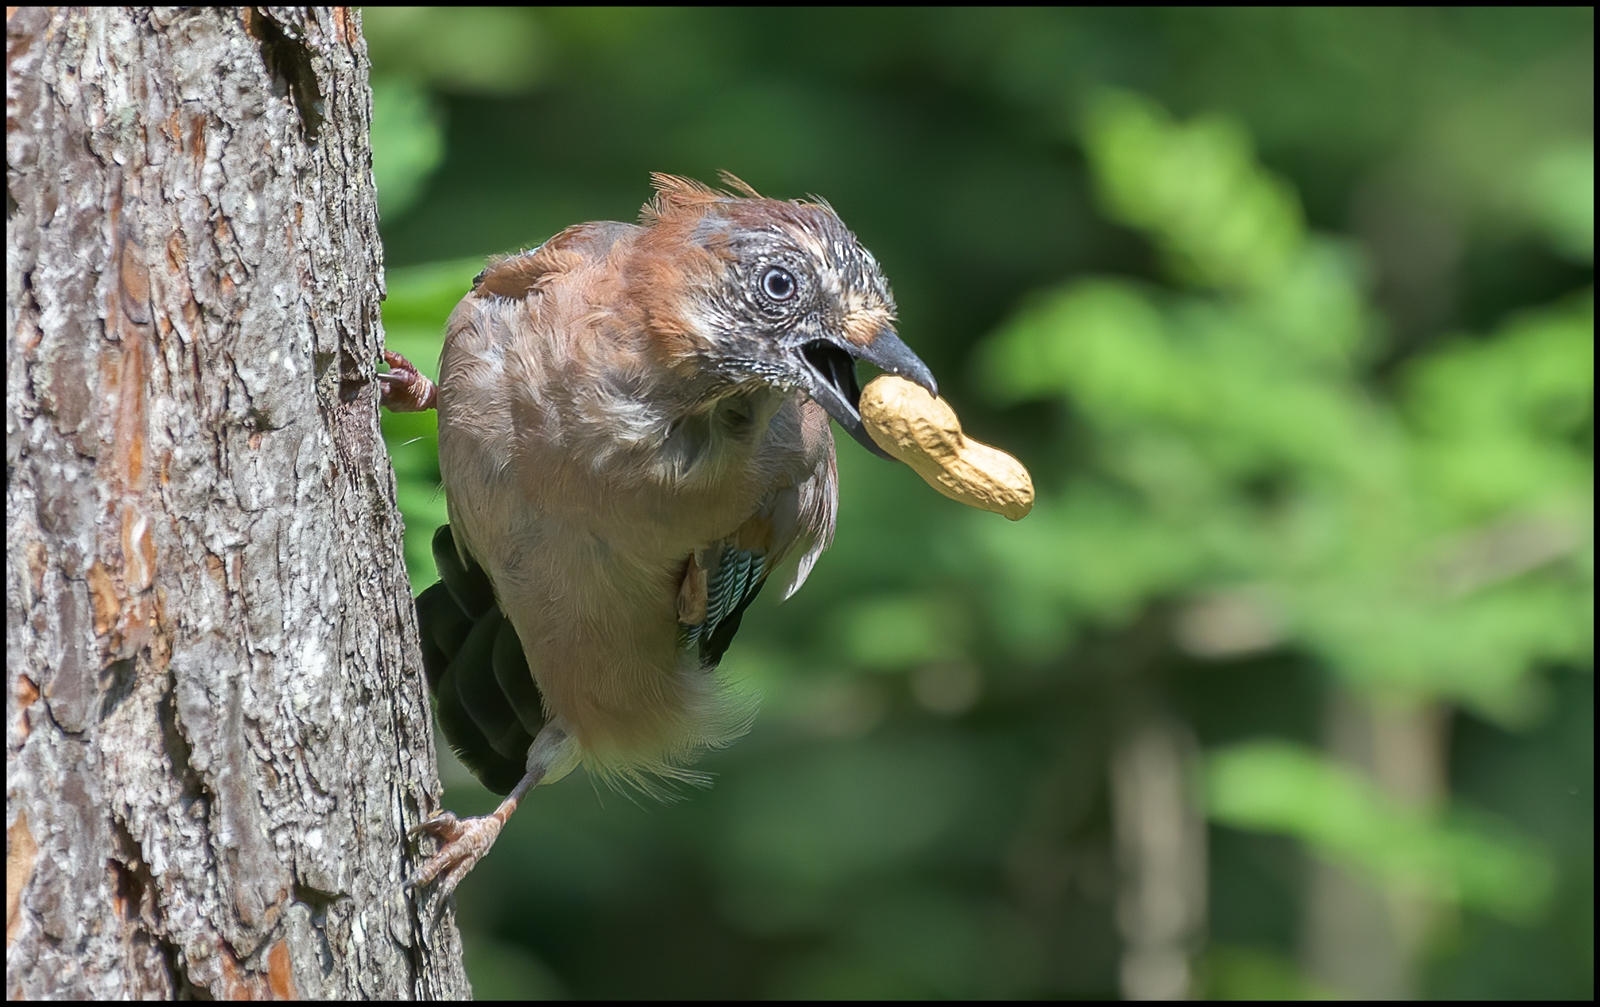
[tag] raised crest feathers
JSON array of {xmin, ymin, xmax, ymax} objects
[
  {"xmin": 716, "ymin": 170, "xmax": 763, "ymax": 199},
  {"xmin": 642, "ymin": 171, "xmax": 768, "ymax": 225}
]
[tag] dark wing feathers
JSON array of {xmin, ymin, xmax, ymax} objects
[
  {"xmin": 430, "ymin": 648, "xmax": 528, "ymax": 794},
  {"xmin": 433, "ymin": 523, "xmax": 496, "ymax": 619},
  {"xmin": 417, "ymin": 525, "xmax": 542, "ymax": 795},
  {"xmin": 490, "ymin": 615, "xmax": 547, "ymax": 742},
  {"xmin": 414, "ymin": 581, "xmax": 470, "ymax": 692},
  {"xmin": 451, "ymin": 610, "xmax": 533, "ymax": 762},
  {"xmin": 682, "ymin": 544, "xmax": 770, "ymax": 668},
  {"xmin": 678, "ymin": 448, "xmax": 838, "ymax": 671}
]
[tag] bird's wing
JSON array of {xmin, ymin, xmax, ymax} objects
[
  {"xmin": 684, "ymin": 538, "xmax": 768, "ymax": 670},
  {"xmin": 681, "ymin": 404, "xmax": 838, "ymax": 668},
  {"xmin": 470, "ymin": 220, "xmax": 638, "ymax": 300},
  {"xmin": 415, "ymin": 525, "xmax": 545, "ymax": 795}
]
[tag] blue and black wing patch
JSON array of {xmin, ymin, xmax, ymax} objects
[
  {"xmin": 680, "ymin": 545, "xmax": 770, "ymax": 669},
  {"xmin": 415, "ymin": 524, "xmax": 545, "ymax": 795}
]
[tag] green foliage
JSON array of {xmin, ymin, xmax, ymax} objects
[
  {"xmin": 1084, "ymin": 92, "xmax": 1306, "ymax": 292},
  {"xmin": 363, "ymin": 7, "xmax": 546, "ymax": 95},
  {"xmin": 978, "ymin": 90, "xmax": 1591, "ymax": 724},
  {"xmin": 1207, "ymin": 740, "xmax": 1553, "ymax": 920},
  {"xmin": 975, "ymin": 88, "xmax": 1589, "ymax": 955},
  {"xmin": 368, "ymin": 76, "xmax": 444, "ymax": 219},
  {"xmin": 367, "ymin": 7, "xmax": 1592, "ymax": 1000},
  {"xmin": 1526, "ymin": 142, "xmax": 1596, "ymax": 262},
  {"xmin": 1201, "ymin": 945, "xmax": 1340, "ymax": 1000}
]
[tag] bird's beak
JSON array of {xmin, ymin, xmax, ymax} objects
[{"xmin": 796, "ymin": 328, "xmax": 938, "ymax": 461}]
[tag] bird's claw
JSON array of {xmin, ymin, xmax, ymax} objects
[
  {"xmin": 405, "ymin": 811, "xmax": 504, "ymax": 901},
  {"xmin": 379, "ymin": 350, "xmax": 437, "ymax": 412},
  {"xmin": 407, "ymin": 811, "xmax": 464, "ymax": 843}
]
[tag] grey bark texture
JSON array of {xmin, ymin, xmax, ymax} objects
[{"xmin": 6, "ymin": 7, "xmax": 469, "ymax": 998}]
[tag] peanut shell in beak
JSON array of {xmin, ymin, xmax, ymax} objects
[{"xmin": 859, "ymin": 375, "xmax": 1034, "ymax": 521}]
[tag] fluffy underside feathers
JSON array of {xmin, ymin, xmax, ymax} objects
[{"xmin": 420, "ymin": 523, "xmax": 787, "ymax": 796}]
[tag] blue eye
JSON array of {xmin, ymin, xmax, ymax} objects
[{"xmin": 761, "ymin": 266, "xmax": 796, "ymax": 301}]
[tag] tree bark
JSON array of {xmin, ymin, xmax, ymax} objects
[{"xmin": 6, "ymin": 7, "xmax": 468, "ymax": 998}]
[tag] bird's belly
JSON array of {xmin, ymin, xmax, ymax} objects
[
  {"xmin": 485, "ymin": 514, "xmax": 714, "ymax": 767},
  {"xmin": 441, "ymin": 392, "xmax": 802, "ymax": 774}
]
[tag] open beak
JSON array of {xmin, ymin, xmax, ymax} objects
[{"xmin": 797, "ymin": 329, "xmax": 937, "ymax": 460}]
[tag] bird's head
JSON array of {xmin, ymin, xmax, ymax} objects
[{"xmin": 632, "ymin": 172, "xmax": 937, "ymax": 459}]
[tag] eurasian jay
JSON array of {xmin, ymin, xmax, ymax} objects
[{"xmin": 380, "ymin": 173, "xmax": 936, "ymax": 897}]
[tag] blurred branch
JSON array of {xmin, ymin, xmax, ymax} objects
[
  {"xmin": 1300, "ymin": 694, "xmax": 1446, "ymax": 999},
  {"xmin": 1429, "ymin": 515, "xmax": 1583, "ymax": 598},
  {"xmin": 1113, "ymin": 715, "xmax": 1207, "ymax": 1000}
]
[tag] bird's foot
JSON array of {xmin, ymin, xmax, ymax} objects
[
  {"xmin": 378, "ymin": 350, "xmax": 437, "ymax": 412},
  {"xmin": 404, "ymin": 724, "xmax": 571, "ymax": 910},
  {"xmin": 405, "ymin": 810, "xmax": 505, "ymax": 901}
]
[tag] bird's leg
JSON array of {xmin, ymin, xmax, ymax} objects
[
  {"xmin": 405, "ymin": 787, "xmax": 526, "ymax": 902},
  {"xmin": 406, "ymin": 722, "xmax": 573, "ymax": 901},
  {"xmin": 377, "ymin": 349, "xmax": 438, "ymax": 412}
]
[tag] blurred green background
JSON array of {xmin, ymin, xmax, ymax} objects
[{"xmin": 366, "ymin": 8, "xmax": 1592, "ymax": 999}]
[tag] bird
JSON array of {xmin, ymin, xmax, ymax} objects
[{"xmin": 378, "ymin": 172, "xmax": 937, "ymax": 898}]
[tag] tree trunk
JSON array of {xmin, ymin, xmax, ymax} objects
[
  {"xmin": 6, "ymin": 7, "xmax": 468, "ymax": 998},
  {"xmin": 1112, "ymin": 712, "xmax": 1207, "ymax": 1001},
  {"xmin": 1300, "ymin": 692, "xmax": 1446, "ymax": 1000}
]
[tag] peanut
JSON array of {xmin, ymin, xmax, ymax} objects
[{"xmin": 859, "ymin": 375, "xmax": 1034, "ymax": 521}]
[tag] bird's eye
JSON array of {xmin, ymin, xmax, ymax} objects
[{"xmin": 761, "ymin": 266, "xmax": 797, "ymax": 302}]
